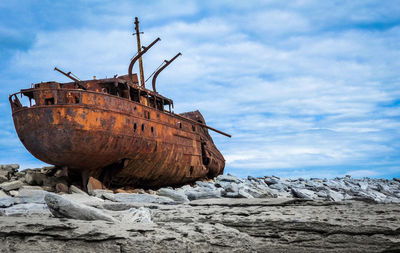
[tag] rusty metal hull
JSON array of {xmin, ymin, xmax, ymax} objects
[{"xmin": 11, "ymin": 88, "xmax": 225, "ymax": 188}]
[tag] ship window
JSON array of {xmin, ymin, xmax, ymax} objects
[
  {"xmin": 192, "ymin": 125, "xmax": 196, "ymax": 132},
  {"xmin": 134, "ymin": 123, "xmax": 137, "ymax": 132},
  {"xmin": 45, "ymin": 98, "xmax": 54, "ymax": 105},
  {"xmin": 179, "ymin": 122, "xmax": 182, "ymax": 129},
  {"xmin": 151, "ymin": 126, "xmax": 154, "ymax": 134},
  {"xmin": 141, "ymin": 124, "xmax": 145, "ymax": 131},
  {"xmin": 144, "ymin": 111, "xmax": 150, "ymax": 119},
  {"xmin": 190, "ymin": 166, "xmax": 194, "ymax": 175}
]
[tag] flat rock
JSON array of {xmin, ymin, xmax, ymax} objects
[
  {"xmin": 0, "ymin": 180, "xmax": 24, "ymax": 191},
  {"xmin": 16, "ymin": 189, "xmax": 48, "ymax": 204},
  {"xmin": 157, "ymin": 188, "xmax": 189, "ymax": 203},
  {"xmin": 0, "ymin": 203, "xmax": 50, "ymax": 217},
  {"xmin": 0, "ymin": 197, "xmax": 14, "ymax": 208},
  {"xmin": 45, "ymin": 193, "xmax": 116, "ymax": 222},
  {"xmin": 113, "ymin": 193, "xmax": 174, "ymax": 204},
  {"xmin": 62, "ymin": 193, "xmax": 104, "ymax": 206}
]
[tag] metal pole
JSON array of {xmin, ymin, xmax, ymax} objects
[{"xmin": 134, "ymin": 17, "xmax": 145, "ymax": 88}]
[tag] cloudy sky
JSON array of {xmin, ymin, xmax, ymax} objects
[{"xmin": 1, "ymin": 0, "xmax": 399, "ymax": 179}]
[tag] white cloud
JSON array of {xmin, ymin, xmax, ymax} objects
[{"xmin": 2, "ymin": 0, "xmax": 400, "ymax": 179}]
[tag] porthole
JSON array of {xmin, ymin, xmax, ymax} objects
[
  {"xmin": 134, "ymin": 123, "xmax": 137, "ymax": 132},
  {"xmin": 151, "ymin": 126, "xmax": 154, "ymax": 133},
  {"xmin": 141, "ymin": 124, "xmax": 145, "ymax": 131}
]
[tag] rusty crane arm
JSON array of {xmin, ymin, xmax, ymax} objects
[
  {"xmin": 174, "ymin": 113, "xmax": 231, "ymax": 138},
  {"xmin": 54, "ymin": 67, "xmax": 80, "ymax": 82},
  {"xmin": 151, "ymin": 52, "xmax": 182, "ymax": 92},
  {"xmin": 128, "ymin": 37, "xmax": 161, "ymax": 84}
]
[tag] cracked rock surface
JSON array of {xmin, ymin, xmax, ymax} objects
[{"xmin": 1, "ymin": 198, "xmax": 399, "ymax": 252}]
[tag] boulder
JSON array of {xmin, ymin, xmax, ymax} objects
[
  {"xmin": 91, "ymin": 189, "xmax": 114, "ymax": 199},
  {"xmin": 237, "ymin": 189, "xmax": 254, "ymax": 198},
  {"xmin": 291, "ymin": 188, "xmax": 316, "ymax": 199},
  {"xmin": 87, "ymin": 177, "xmax": 105, "ymax": 195},
  {"xmin": 184, "ymin": 188, "xmax": 222, "ymax": 200},
  {"xmin": 69, "ymin": 185, "xmax": 88, "ymax": 195},
  {"xmin": 393, "ymin": 178, "xmax": 400, "ymax": 183},
  {"xmin": 157, "ymin": 188, "xmax": 189, "ymax": 203},
  {"xmin": 0, "ymin": 190, "xmax": 8, "ymax": 198},
  {"xmin": 54, "ymin": 166, "xmax": 68, "ymax": 178},
  {"xmin": 25, "ymin": 172, "xmax": 47, "ymax": 186},
  {"xmin": 0, "ymin": 180, "xmax": 24, "ymax": 191},
  {"xmin": 0, "ymin": 164, "xmax": 19, "ymax": 173},
  {"xmin": 55, "ymin": 183, "xmax": 69, "ymax": 193},
  {"xmin": 9, "ymin": 190, "xmax": 19, "ymax": 197},
  {"xmin": 0, "ymin": 197, "xmax": 14, "ymax": 208},
  {"xmin": 223, "ymin": 182, "xmax": 239, "ymax": 193},
  {"xmin": 216, "ymin": 174, "xmax": 243, "ymax": 184},
  {"xmin": 0, "ymin": 175, "xmax": 8, "ymax": 184},
  {"xmin": 45, "ymin": 193, "xmax": 116, "ymax": 222},
  {"xmin": 264, "ymin": 177, "xmax": 280, "ymax": 185}
]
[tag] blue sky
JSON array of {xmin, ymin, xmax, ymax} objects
[{"xmin": 1, "ymin": 0, "xmax": 400, "ymax": 179}]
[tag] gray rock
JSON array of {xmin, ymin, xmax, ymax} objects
[
  {"xmin": 264, "ymin": 177, "xmax": 280, "ymax": 185},
  {"xmin": 326, "ymin": 189, "xmax": 344, "ymax": 202},
  {"xmin": 223, "ymin": 182, "xmax": 238, "ymax": 193},
  {"xmin": 216, "ymin": 174, "xmax": 243, "ymax": 184},
  {"xmin": 0, "ymin": 190, "xmax": 8, "ymax": 198},
  {"xmin": 91, "ymin": 189, "xmax": 113, "ymax": 198},
  {"xmin": 0, "ymin": 164, "xmax": 19, "ymax": 173},
  {"xmin": 69, "ymin": 185, "xmax": 88, "ymax": 195},
  {"xmin": 269, "ymin": 183, "xmax": 288, "ymax": 192},
  {"xmin": 291, "ymin": 188, "xmax": 316, "ymax": 199},
  {"xmin": 120, "ymin": 207, "xmax": 153, "ymax": 223},
  {"xmin": 0, "ymin": 203, "xmax": 50, "ymax": 217},
  {"xmin": 45, "ymin": 193, "xmax": 116, "ymax": 222},
  {"xmin": 0, "ymin": 180, "xmax": 24, "ymax": 191},
  {"xmin": 62, "ymin": 193, "xmax": 104, "ymax": 206},
  {"xmin": 113, "ymin": 193, "xmax": 174, "ymax": 204},
  {"xmin": 195, "ymin": 181, "xmax": 216, "ymax": 190},
  {"xmin": 25, "ymin": 172, "xmax": 47, "ymax": 186},
  {"xmin": 184, "ymin": 188, "xmax": 222, "ymax": 200},
  {"xmin": 0, "ymin": 175, "xmax": 8, "ymax": 184},
  {"xmin": 237, "ymin": 189, "xmax": 254, "ymax": 198},
  {"xmin": 157, "ymin": 188, "xmax": 189, "ymax": 203},
  {"xmin": 357, "ymin": 181, "xmax": 368, "ymax": 191},
  {"xmin": 0, "ymin": 197, "xmax": 14, "ymax": 208},
  {"xmin": 16, "ymin": 189, "xmax": 48, "ymax": 204},
  {"xmin": 394, "ymin": 178, "xmax": 400, "ymax": 183},
  {"xmin": 9, "ymin": 190, "xmax": 19, "ymax": 197}
]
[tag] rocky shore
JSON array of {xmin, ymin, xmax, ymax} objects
[{"xmin": 1, "ymin": 164, "xmax": 399, "ymax": 252}]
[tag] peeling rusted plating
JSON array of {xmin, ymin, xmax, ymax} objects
[{"xmin": 9, "ymin": 17, "xmax": 230, "ymax": 189}]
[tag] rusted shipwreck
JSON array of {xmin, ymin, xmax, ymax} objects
[{"xmin": 9, "ymin": 18, "xmax": 230, "ymax": 189}]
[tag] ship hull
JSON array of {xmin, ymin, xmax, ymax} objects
[{"xmin": 10, "ymin": 88, "xmax": 225, "ymax": 188}]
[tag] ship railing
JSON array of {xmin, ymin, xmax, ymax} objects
[{"xmin": 9, "ymin": 89, "xmax": 83, "ymax": 112}]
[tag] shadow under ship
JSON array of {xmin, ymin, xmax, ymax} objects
[{"xmin": 9, "ymin": 18, "xmax": 230, "ymax": 189}]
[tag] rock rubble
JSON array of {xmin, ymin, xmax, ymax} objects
[{"xmin": 0, "ymin": 164, "xmax": 399, "ymax": 252}]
